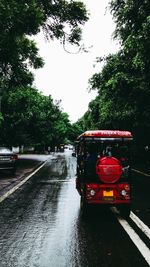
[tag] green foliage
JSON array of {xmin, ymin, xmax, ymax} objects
[
  {"xmin": 0, "ymin": 86, "xmax": 83, "ymax": 147},
  {"xmin": 82, "ymin": 0, "xmax": 150, "ymax": 144},
  {"xmin": 0, "ymin": 0, "xmax": 88, "ymax": 91},
  {"xmin": 51, "ymin": 112, "xmax": 71, "ymax": 146},
  {"xmin": 67, "ymin": 121, "xmax": 84, "ymax": 142},
  {"xmin": 42, "ymin": 0, "xmax": 88, "ymax": 44},
  {"xmin": 0, "ymin": 0, "xmax": 89, "ymax": 147},
  {"xmin": 109, "ymin": 0, "xmax": 150, "ymax": 80},
  {"xmin": 0, "ymin": 0, "xmax": 45, "ymax": 89},
  {"xmin": 0, "ymin": 112, "xmax": 4, "ymax": 124},
  {"xmin": 88, "ymin": 52, "xmax": 137, "ymax": 130},
  {"xmin": 0, "ymin": 87, "xmax": 64, "ymax": 146}
]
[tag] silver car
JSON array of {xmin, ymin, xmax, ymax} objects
[{"xmin": 0, "ymin": 147, "xmax": 18, "ymax": 174}]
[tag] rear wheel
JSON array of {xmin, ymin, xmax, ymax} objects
[{"xmin": 119, "ymin": 205, "xmax": 131, "ymax": 219}]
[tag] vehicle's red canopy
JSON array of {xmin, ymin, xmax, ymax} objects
[{"xmin": 77, "ymin": 130, "xmax": 133, "ymax": 139}]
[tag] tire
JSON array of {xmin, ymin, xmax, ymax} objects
[{"xmin": 119, "ymin": 205, "xmax": 131, "ymax": 219}]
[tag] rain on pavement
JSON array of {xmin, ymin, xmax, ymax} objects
[{"xmin": 0, "ymin": 150, "xmax": 149, "ymax": 267}]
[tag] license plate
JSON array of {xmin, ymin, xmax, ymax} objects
[
  {"xmin": 103, "ymin": 197, "xmax": 114, "ymax": 202},
  {"xmin": 103, "ymin": 190, "xmax": 114, "ymax": 197}
]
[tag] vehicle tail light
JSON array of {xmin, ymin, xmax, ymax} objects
[
  {"xmin": 121, "ymin": 189, "xmax": 127, "ymax": 196},
  {"xmin": 11, "ymin": 154, "xmax": 18, "ymax": 160},
  {"xmin": 118, "ymin": 183, "xmax": 130, "ymax": 199},
  {"xmin": 89, "ymin": 189, "xmax": 96, "ymax": 196},
  {"xmin": 86, "ymin": 183, "xmax": 99, "ymax": 199}
]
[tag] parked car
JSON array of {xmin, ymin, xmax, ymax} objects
[{"xmin": 0, "ymin": 147, "xmax": 18, "ymax": 174}]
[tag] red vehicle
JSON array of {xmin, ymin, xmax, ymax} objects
[{"xmin": 75, "ymin": 130, "xmax": 133, "ymax": 218}]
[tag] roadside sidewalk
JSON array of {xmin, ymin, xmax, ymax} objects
[{"xmin": 0, "ymin": 155, "xmax": 50, "ymax": 200}]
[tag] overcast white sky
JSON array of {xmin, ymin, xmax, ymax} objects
[{"xmin": 33, "ymin": 0, "xmax": 119, "ymax": 123}]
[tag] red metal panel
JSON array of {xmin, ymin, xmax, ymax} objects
[{"xmin": 77, "ymin": 130, "xmax": 132, "ymax": 139}]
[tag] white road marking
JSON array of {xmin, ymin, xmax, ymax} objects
[
  {"xmin": 117, "ymin": 216, "xmax": 150, "ymax": 265},
  {"xmin": 132, "ymin": 168, "xmax": 150, "ymax": 177},
  {"xmin": 111, "ymin": 207, "xmax": 150, "ymax": 265},
  {"xmin": 130, "ymin": 212, "xmax": 150, "ymax": 240},
  {"xmin": 0, "ymin": 161, "xmax": 47, "ymax": 203}
]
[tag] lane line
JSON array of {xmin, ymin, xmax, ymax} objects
[
  {"xmin": 0, "ymin": 161, "xmax": 47, "ymax": 203},
  {"xmin": 130, "ymin": 212, "xmax": 150, "ymax": 240},
  {"xmin": 117, "ymin": 216, "xmax": 150, "ymax": 265},
  {"xmin": 132, "ymin": 168, "xmax": 150, "ymax": 177}
]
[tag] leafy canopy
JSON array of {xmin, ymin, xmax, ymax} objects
[
  {"xmin": 0, "ymin": 0, "xmax": 88, "ymax": 89},
  {"xmin": 81, "ymin": 0, "xmax": 150, "ymax": 144}
]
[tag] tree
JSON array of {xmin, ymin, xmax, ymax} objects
[
  {"xmin": 1, "ymin": 86, "xmax": 83, "ymax": 148},
  {"xmin": 0, "ymin": 0, "xmax": 88, "ymax": 90},
  {"xmin": 109, "ymin": 0, "xmax": 150, "ymax": 142},
  {"xmin": 88, "ymin": 52, "xmax": 139, "ymax": 129},
  {"xmin": 51, "ymin": 112, "xmax": 71, "ymax": 148},
  {"xmin": 1, "ymin": 87, "xmax": 59, "ymax": 146},
  {"xmin": 109, "ymin": 0, "xmax": 150, "ymax": 83},
  {"xmin": 0, "ymin": 0, "xmax": 88, "ymax": 136},
  {"xmin": 0, "ymin": 0, "xmax": 89, "ymax": 116},
  {"xmin": 66, "ymin": 121, "xmax": 84, "ymax": 143},
  {"xmin": 80, "ymin": 0, "xmax": 150, "ymax": 145}
]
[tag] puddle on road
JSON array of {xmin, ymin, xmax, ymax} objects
[{"xmin": 37, "ymin": 181, "xmax": 80, "ymax": 267}]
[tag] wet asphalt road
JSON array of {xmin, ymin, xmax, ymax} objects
[{"xmin": 0, "ymin": 150, "xmax": 149, "ymax": 267}]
